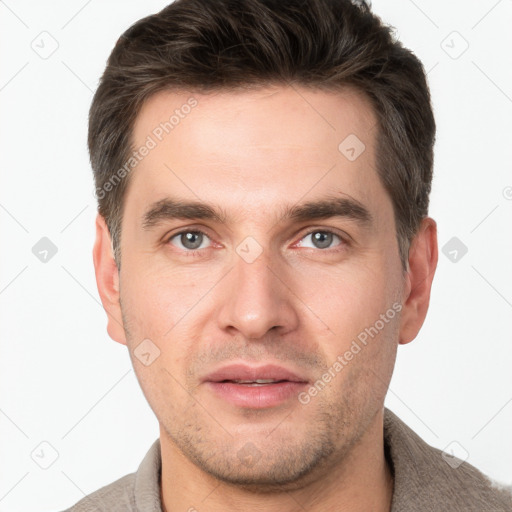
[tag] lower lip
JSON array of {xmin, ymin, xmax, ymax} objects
[{"xmin": 206, "ymin": 381, "xmax": 308, "ymax": 409}]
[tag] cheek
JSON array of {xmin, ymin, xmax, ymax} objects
[
  {"xmin": 120, "ymin": 262, "xmax": 203, "ymax": 338},
  {"xmin": 296, "ymin": 259, "xmax": 393, "ymax": 338},
  {"xmin": 129, "ymin": 352, "xmax": 194, "ymax": 429},
  {"xmin": 120, "ymin": 268, "xmax": 207, "ymax": 381}
]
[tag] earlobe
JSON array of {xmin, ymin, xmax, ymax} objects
[
  {"xmin": 92, "ymin": 213, "xmax": 127, "ymax": 345},
  {"xmin": 398, "ymin": 217, "xmax": 438, "ymax": 345}
]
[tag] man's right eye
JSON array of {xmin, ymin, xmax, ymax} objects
[{"xmin": 167, "ymin": 230, "xmax": 212, "ymax": 251}]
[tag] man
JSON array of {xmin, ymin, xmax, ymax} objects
[{"xmin": 63, "ymin": 0, "xmax": 512, "ymax": 510}]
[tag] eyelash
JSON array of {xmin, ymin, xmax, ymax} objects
[{"xmin": 165, "ymin": 228, "xmax": 349, "ymax": 257}]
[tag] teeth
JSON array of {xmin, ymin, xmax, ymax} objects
[{"xmin": 233, "ymin": 379, "xmax": 278, "ymax": 384}]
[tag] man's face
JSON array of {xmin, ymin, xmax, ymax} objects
[{"xmin": 108, "ymin": 86, "xmax": 408, "ymax": 487}]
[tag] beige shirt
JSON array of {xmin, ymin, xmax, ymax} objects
[{"xmin": 61, "ymin": 408, "xmax": 512, "ymax": 511}]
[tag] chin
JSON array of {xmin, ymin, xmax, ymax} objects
[{"xmin": 182, "ymin": 432, "xmax": 338, "ymax": 493}]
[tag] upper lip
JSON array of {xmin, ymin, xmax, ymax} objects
[{"xmin": 202, "ymin": 363, "xmax": 309, "ymax": 383}]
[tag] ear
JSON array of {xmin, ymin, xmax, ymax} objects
[
  {"xmin": 398, "ymin": 217, "xmax": 438, "ymax": 345},
  {"xmin": 92, "ymin": 213, "xmax": 127, "ymax": 345}
]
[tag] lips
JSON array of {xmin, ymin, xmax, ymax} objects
[
  {"xmin": 203, "ymin": 364, "xmax": 309, "ymax": 409},
  {"xmin": 227, "ymin": 379, "xmax": 284, "ymax": 386},
  {"xmin": 203, "ymin": 364, "xmax": 308, "ymax": 385}
]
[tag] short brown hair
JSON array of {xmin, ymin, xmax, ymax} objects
[{"xmin": 89, "ymin": 0, "xmax": 435, "ymax": 270}]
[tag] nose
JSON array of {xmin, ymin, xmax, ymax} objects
[{"xmin": 216, "ymin": 247, "xmax": 300, "ymax": 340}]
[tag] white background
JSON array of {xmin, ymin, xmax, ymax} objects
[{"xmin": 0, "ymin": 1, "xmax": 511, "ymax": 511}]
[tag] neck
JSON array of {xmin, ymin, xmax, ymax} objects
[{"xmin": 160, "ymin": 409, "xmax": 393, "ymax": 512}]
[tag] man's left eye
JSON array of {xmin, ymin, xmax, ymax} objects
[{"xmin": 297, "ymin": 230, "xmax": 343, "ymax": 250}]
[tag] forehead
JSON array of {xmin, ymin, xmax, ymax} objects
[
  {"xmin": 126, "ymin": 85, "xmax": 390, "ymax": 228},
  {"xmin": 132, "ymin": 85, "xmax": 377, "ymax": 156}
]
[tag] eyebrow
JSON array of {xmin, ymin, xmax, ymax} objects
[{"xmin": 141, "ymin": 195, "xmax": 373, "ymax": 230}]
